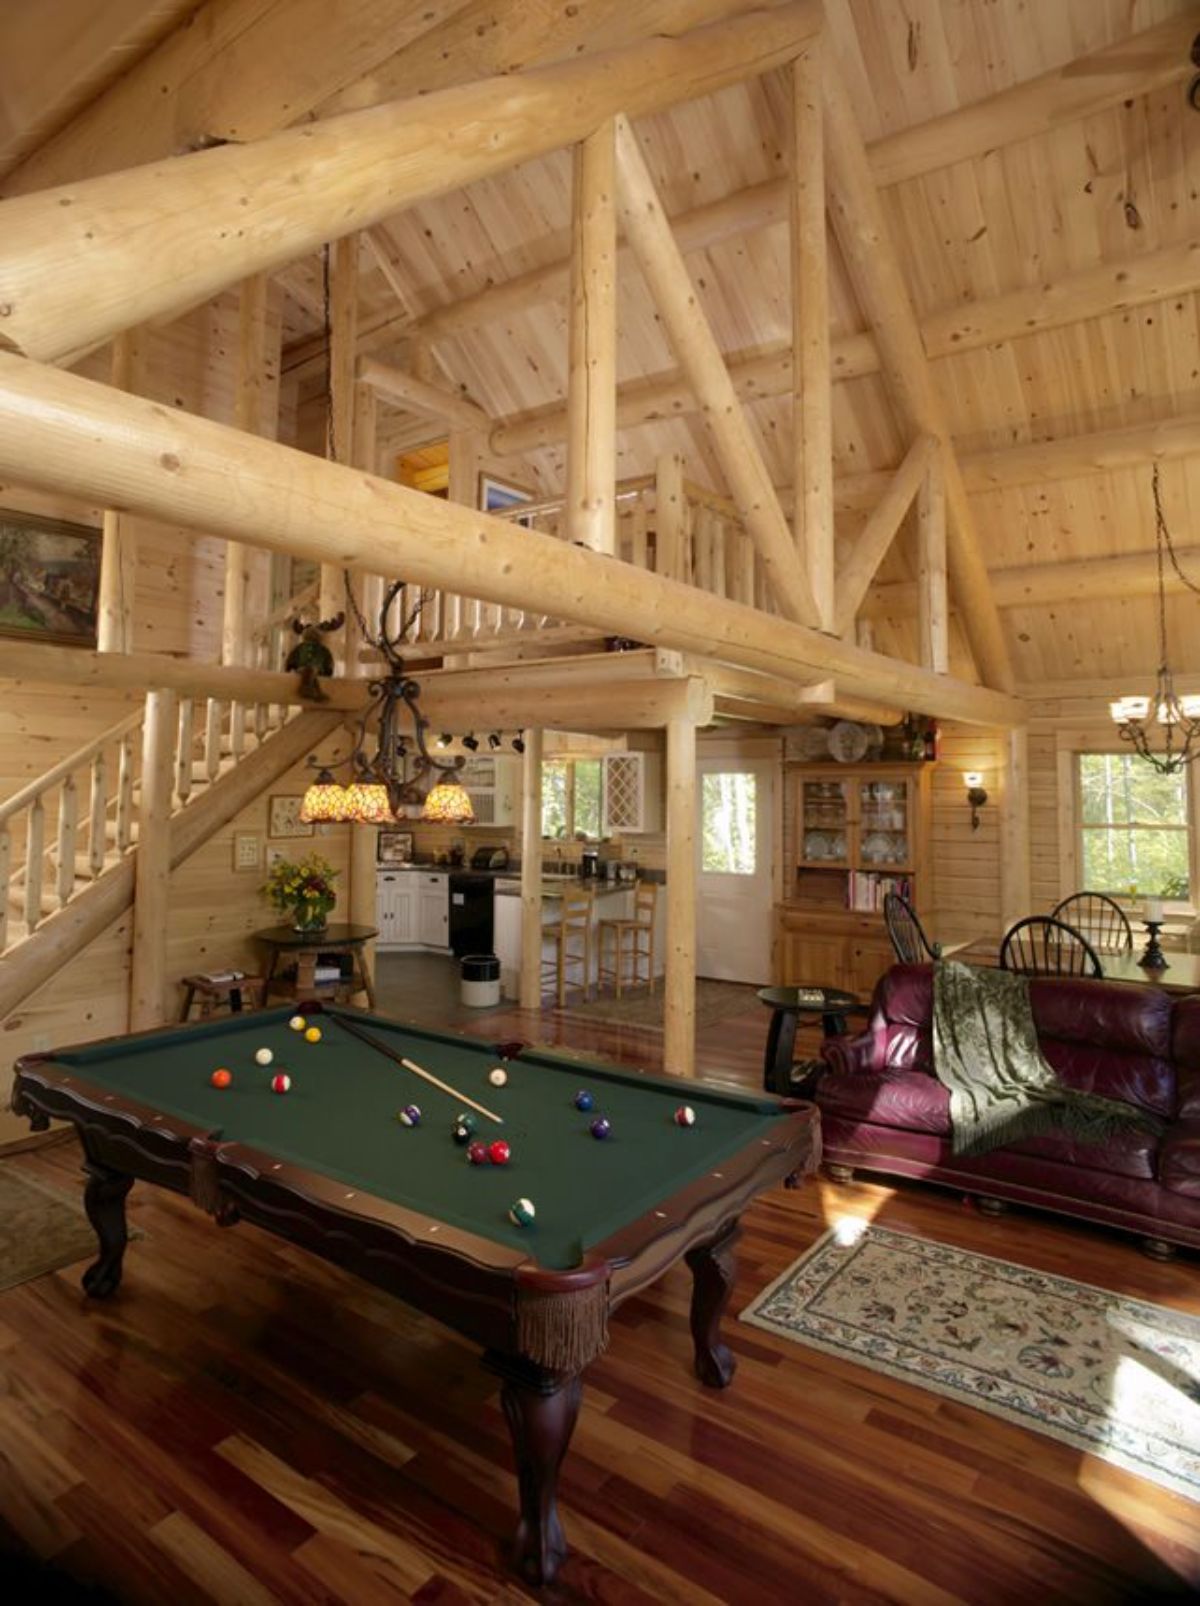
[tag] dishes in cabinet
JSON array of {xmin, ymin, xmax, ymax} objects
[
  {"xmin": 828, "ymin": 721, "xmax": 870, "ymax": 763},
  {"xmin": 862, "ymin": 831, "xmax": 904, "ymax": 864}
]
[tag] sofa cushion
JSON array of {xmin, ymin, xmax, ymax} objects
[
  {"xmin": 1006, "ymin": 1124, "xmax": 1159, "ymax": 1182},
  {"xmin": 1160, "ymin": 1120, "xmax": 1200, "ymax": 1197},
  {"xmin": 1038, "ymin": 1039, "xmax": 1175, "ymax": 1120},
  {"xmin": 1028, "ymin": 977, "xmax": 1172, "ymax": 1058},
  {"xmin": 818, "ymin": 1067, "xmax": 950, "ymax": 1135}
]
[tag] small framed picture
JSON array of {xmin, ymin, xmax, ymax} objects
[
  {"xmin": 479, "ymin": 472, "xmax": 534, "ymax": 528},
  {"xmin": 232, "ymin": 831, "xmax": 262, "ymax": 873},
  {"xmin": 378, "ymin": 829, "xmax": 414, "ymax": 866},
  {"xmin": 268, "ymin": 795, "xmax": 315, "ymax": 840}
]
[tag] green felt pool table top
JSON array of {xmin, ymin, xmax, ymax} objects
[{"xmin": 50, "ymin": 1006, "xmax": 787, "ymax": 1270}]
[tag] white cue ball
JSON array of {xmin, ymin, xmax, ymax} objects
[
  {"xmin": 488, "ymin": 1067, "xmax": 508, "ymax": 1088},
  {"xmin": 255, "ymin": 1047, "xmax": 274, "ymax": 1066},
  {"xmin": 289, "ymin": 1015, "xmax": 306, "ymax": 1032}
]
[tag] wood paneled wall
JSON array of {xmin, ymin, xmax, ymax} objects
[{"xmin": 928, "ymin": 723, "xmax": 1006, "ymax": 944}]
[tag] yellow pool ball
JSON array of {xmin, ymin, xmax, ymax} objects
[
  {"xmin": 289, "ymin": 1014, "xmax": 307, "ymax": 1032},
  {"xmin": 304, "ymin": 1026, "xmax": 322, "ymax": 1044}
]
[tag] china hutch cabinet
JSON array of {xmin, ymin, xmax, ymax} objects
[{"xmin": 774, "ymin": 761, "xmax": 933, "ymax": 997}]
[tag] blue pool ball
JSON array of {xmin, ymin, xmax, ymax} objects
[
  {"xmin": 589, "ymin": 1116, "xmax": 612, "ymax": 1141},
  {"xmin": 574, "ymin": 1090, "xmax": 595, "ymax": 1112},
  {"xmin": 399, "ymin": 1104, "xmax": 422, "ymax": 1127}
]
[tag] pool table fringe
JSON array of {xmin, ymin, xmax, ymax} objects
[{"xmin": 518, "ymin": 1279, "xmax": 610, "ymax": 1372}]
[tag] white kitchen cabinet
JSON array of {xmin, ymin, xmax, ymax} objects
[
  {"xmin": 601, "ymin": 752, "xmax": 662, "ymax": 834},
  {"xmin": 418, "ymin": 871, "xmax": 450, "ymax": 949},
  {"xmin": 376, "ymin": 871, "xmax": 418, "ymax": 949},
  {"xmin": 460, "ymin": 755, "xmax": 517, "ymax": 827}
]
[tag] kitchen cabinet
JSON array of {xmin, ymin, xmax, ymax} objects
[
  {"xmin": 418, "ymin": 872, "xmax": 450, "ymax": 949},
  {"xmin": 460, "ymin": 755, "xmax": 517, "ymax": 827},
  {"xmin": 377, "ymin": 871, "xmax": 417, "ymax": 948},
  {"xmin": 601, "ymin": 752, "xmax": 663, "ymax": 834}
]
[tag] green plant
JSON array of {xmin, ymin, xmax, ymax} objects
[{"xmin": 264, "ymin": 852, "xmax": 339, "ymax": 926}]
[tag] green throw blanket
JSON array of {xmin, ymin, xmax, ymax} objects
[{"xmin": 932, "ymin": 961, "xmax": 1165, "ymax": 1157}]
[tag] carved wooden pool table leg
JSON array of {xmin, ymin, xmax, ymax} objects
[
  {"xmin": 487, "ymin": 1353, "xmax": 582, "ymax": 1585},
  {"xmin": 686, "ymin": 1220, "xmax": 742, "ymax": 1388},
  {"xmin": 82, "ymin": 1161, "xmax": 134, "ymax": 1299}
]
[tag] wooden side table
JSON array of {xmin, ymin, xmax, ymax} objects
[
  {"xmin": 254, "ymin": 923, "xmax": 378, "ymax": 1008},
  {"xmin": 756, "ymin": 985, "xmax": 863, "ymax": 1094},
  {"xmin": 180, "ymin": 974, "xmax": 267, "ymax": 1022}
]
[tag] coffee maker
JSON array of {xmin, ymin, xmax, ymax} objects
[{"xmin": 580, "ymin": 846, "xmax": 600, "ymax": 879}]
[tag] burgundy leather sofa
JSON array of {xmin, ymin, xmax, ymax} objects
[{"xmin": 816, "ymin": 964, "xmax": 1200, "ymax": 1254}]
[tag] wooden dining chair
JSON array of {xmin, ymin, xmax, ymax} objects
[
  {"xmin": 597, "ymin": 880, "xmax": 658, "ymax": 997},
  {"xmin": 541, "ymin": 883, "xmax": 594, "ymax": 1006},
  {"xmin": 1050, "ymin": 891, "xmax": 1134, "ymax": 955},
  {"xmin": 882, "ymin": 892, "xmax": 942, "ymax": 965},
  {"xmin": 999, "ymin": 915, "xmax": 1102, "ymax": 978}
]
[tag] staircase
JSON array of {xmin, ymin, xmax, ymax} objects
[{"xmin": 0, "ymin": 694, "xmax": 343, "ymax": 1021}]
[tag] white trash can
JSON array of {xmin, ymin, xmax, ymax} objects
[{"xmin": 460, "ymin": 953, "xmax": 501, "ymax": 1008}]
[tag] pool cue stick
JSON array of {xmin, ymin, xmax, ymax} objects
[{"xmin": 335, "ymin": 1014, "xmax": 504, "ymax": 1125}]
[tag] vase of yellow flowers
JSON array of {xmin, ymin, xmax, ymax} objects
[{"xmin": 265, "ymin": 852, "xmax": 339, "ymax": 933}]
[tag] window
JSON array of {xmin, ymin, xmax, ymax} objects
[
  {"xmin": 542, "ymin": 757, "xmax": 603, "ymax": 840},
  {"xmin": 1076, "ymin": 753, "xmax": 1193, "ymax": 903},
  {"xmin": 701, "ymin": 772, "xmax": 757, "ymax": 874}
]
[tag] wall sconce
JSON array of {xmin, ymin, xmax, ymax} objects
[{"xmin": 964, "ymin": 772, "xmax": 988, "ymax": 830}]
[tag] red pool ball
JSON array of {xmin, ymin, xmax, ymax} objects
[
  {"xmin": 467, "ymin": 1140, "xmax": 490, "ymax": 1166},
  {"xmin": 488, "ymin": 1139, "xmax": 511, "ymax": 1167},
  {"xmin": 270, "ymin": 1072, "xmax": 292, "ymax": 1095},
  {"xmin": 210, "ymin": 1068, "xmax": 232, "ymax": 1089}
]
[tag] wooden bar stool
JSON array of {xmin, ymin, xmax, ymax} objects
[
  {"xmin": 542, "ymin": 884, "xmax": 594, "ymax": 1006},
  {"xmin": 180, "ymin": 973, "xmax": 267, "ymax": 1022},
  {"xmin": 598, "ymin": 880, "xmax": 658, "ymax": 997}
]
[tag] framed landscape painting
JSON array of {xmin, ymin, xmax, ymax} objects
[{"xmin": 0, "ymin": 507, "xmax": 101, "ymax": 647}]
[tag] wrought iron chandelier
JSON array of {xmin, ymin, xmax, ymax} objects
[
  {"xmin": 300, "ymin": 582, "xmax": 473, "ymax": 826},
  {"xmin": 1110, "ymin": 464, "xmax": 1200, "ymax": 776}
]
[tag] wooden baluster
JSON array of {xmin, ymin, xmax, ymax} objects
[
  {"xmin": 116, "ymin": 735, "xmax": 135, "ymax": 853},
  {"xmin": 694, "ymin": 506, "xmax": 713, "ymax": 594},
  {"xmin": 0, "ymin": 830, "xmax": 9, "ymax": 950},
  {"xmin": 56, "ymin": 775, "xmax": 78, "ymax": 907},
  {"xmin": 204, "ymin": 698, "xmax": 222, "ymax": 781},
  {"xmin": 630, "ymin": 496, "xmax": 649, "ymax": 573},
  {"xmin": 25, "ymin": 798, "xmax": 45, "ymax": 932},
  {"xmin": 89, "ymin": 753, "xmax": 107, "ymax": 876},
  {"xmin": 253, "ymin": 700, "xmax": 268, "ymax": 741},
  {"xmin": 229, "ymin": 701, "xmax": 246, "ymax": 763},
  {"xmin": 711, "ymin": 515, "xmax": 727, "ymax": 600},
  {"xmin": 175, "ymin": 697, "xmax": 194, "ymax": 803},
  {"xmin": 737, "ymin": 529, "xmax": 755, "ymax": 606}
]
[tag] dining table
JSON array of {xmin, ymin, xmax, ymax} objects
[{"xmin": 947, "ymin": 939, "xmax": 1200, "ymax": 996}]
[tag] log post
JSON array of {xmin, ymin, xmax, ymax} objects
[
  {"xmin": 1001, "ymin": 727, "xmax": 1031, "ymax": 929},
  {"xmin": 613, "ymin": 114, "xmax": 818, "ymax": 627},
  {"xmin": 519, "ymin": 729, "xmax": 545, "ymax": 1009},
  {"xmin": 918, "ymin": 447, "xmax": 948, "ymax": 672},
  {"xmin": 130, "ymin": 688, "xmax": 177, "ymax": 1031},
  {"xmin": 320, "ymin": 234, "xmax": 358, "ymax": 646},
  {"xmin": 223, "ymin": 273, "xmax": 270, "ymax": 667},
  {"xmin": 833, "ymin": 434, "xmax": 936, "ymax": 636},
  {"xmin": 565, "ymin": 119, "xmax": 617, "ymax": 555},
  {"xmin": 96, "ymin": 331, "xmax": 138, "ymax": 653},
  {"xmin": 654, "ymin": 453, "xmax": 686, "ymax": 583},
  {"xmin": 791, "ymin": 44, "xmax": 833, "ymax": 631},
  {"xmin": 664, "ymin": 715, "xmax": 697, "ymax": 1078}
]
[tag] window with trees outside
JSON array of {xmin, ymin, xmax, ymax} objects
[
  {"xmin": 1077, "ymin": 753, "xmax": 1193, "ymax": 904},
  {"xmin": 541, "ymin": 758, "xmax": 603, "ymax": 840}
]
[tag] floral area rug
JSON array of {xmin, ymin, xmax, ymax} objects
[
  {"xmin": 741, "ymin": 1224, "xmax": 1200, "ymax": 1502},
  {"xmin": 0, "ymin": 1164, "xmax": 97, "ymax": 1292}
]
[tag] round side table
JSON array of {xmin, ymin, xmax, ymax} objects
[{"xmin": 756, "ymin": 984, "xmax": 861, "ymax": 1094}]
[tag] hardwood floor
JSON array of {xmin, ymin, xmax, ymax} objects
[{"xmin": 1, "ymin": 974, "xmax": 1197, "ymax": 1603}]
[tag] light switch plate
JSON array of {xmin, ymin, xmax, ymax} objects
[{"xmin": 233, "ymin": 832, "xmax": 262, "ymax": 872}]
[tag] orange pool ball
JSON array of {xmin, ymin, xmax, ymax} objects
[{"xmin": 210, "ymin": 1067, "xmax": 232, "ymax": 1089}]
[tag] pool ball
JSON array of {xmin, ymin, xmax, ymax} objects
[
  {"xmin": 304, "ymin": 1026, "xmax": 322, "ymax": 1044},
  {"xmin": 452, "ymin": 1122, "xmax": 473, "ymax": 1146},
  {"xmin": 674, "ymin": 1105, "xmax": 696, "ymax": 1127},
  {"xmin": 254, "ymin": 1047, "xmax": 274, "ymax": 1066},
  {"xmin": 488, "ymin": 1140, "xmax": 511, "ymax": 1166},
  {"xmin": 210, "ymin": 1068, "xmax": 232, "ymax": 1089},
  {"xmin": 289, "ymin": 1015, "xmax": 307, "ymax": 1032},
  {"xmin": 488, "ymin": 1067, "xmax": 508, "ymax": 1088},
  {"xmin": 589, "ymin": 1117, "xmax": 612, "ymax": 1140},
  {"xmin": 455, "ymin": 1112, "xmax": 478, "ymax": 1135},
  {"xmin": 270, "ymin": 1072, "xmax": 291, "ymax": 1095},
  {"xmin": 398, "ymin": 1104, "xmax": 422, "ymax": 1127},
  {"xmin": 467, "ymin": 1140, "xmax": 490, "ymax": 1166},
  {"xmin": 509, "ymin": 1197, "xmax": 536, "ymax": 1227},
  {"xmin": 574, "ymin": 1090, "xmax": 595, "ymax": 1112}
]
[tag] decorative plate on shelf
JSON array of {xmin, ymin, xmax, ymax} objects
[
  {"xmin": 804, "ymin": 832, "xmax": 831, "ymax": 860},
  {"xmin": 787, "ymin": 726, "xmax": 833, "ymax": 761},
  {"xmin": 828, "ymin": 721, "xmax": 870, "ymax": 763},
  {"xmin": 862, "ymin": 832, "xmax": 897, "ymax": 864}
]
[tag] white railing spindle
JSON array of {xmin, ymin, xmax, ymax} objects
[
  {"xmin": 24, "ymin": 798, "xmax": 44, "ymax": 932},
  {"xmin": 89, "ymin": 753, "xmax": 107, "ymax": 876},
  {"xmin": 56, "ymin": 775, "xmax": 78, "ymax": 907}
]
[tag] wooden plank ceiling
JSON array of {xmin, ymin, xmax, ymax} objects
[{"xmin": 7, "ymin": 0, "xmax": 1200, "ymax": 688}]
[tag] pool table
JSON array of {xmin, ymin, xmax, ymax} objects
[{"xmin": 13, "ymin": 1002, "xmax": 818, "ymax": 1583}]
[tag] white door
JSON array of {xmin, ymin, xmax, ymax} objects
[{"xmin": 696, "ymin": 759, "xmax": 774, "ymax": 982}]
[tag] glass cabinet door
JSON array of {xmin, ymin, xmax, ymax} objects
[
  {"xmin": 799, "ymin": 778, "xmax": 850, "ymax": 866},
  {"xmin": 857, "ymin": 778, "xmax": 911, "ymax": 868}
]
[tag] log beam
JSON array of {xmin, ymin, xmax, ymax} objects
[
  {"xmin": 0, "ymin": 3, "xmax": 822, "ymax": 365},
  {"xmin": 359, "ymin": 355, "xmax": 492, "ymax": 434},
  {"xmin": 612, "ymin": 113, "xmax": 819, "ymax": 627},
  {"xmin": 917, "ymin": 449, "xmax": 948, "ymax": 674},
  {"xmin": 222, "ymin": 273, "xmax": 271, "ymax": 668},
  {"xmin": 0, "ymin": 352, "xmax": 1026, "ymax": 728},
  {"xmin": 833, "ymin": 434, "xmax": 936, "ymax": 636},
  {"xmin": 822, "ymin": 59, "xmax": 1013, "ymax": 692},
  {"xmin": 565, "ymin": 120, "xmax": 617, "ymax": 555},
  {"xmin": 791, "ymin": 43, "xmax": 833, "ymax": 630}
]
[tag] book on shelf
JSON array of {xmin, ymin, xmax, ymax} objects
[{"xmin": 847, "ymin": 872, "xmax": 912, "ymax": 913}]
